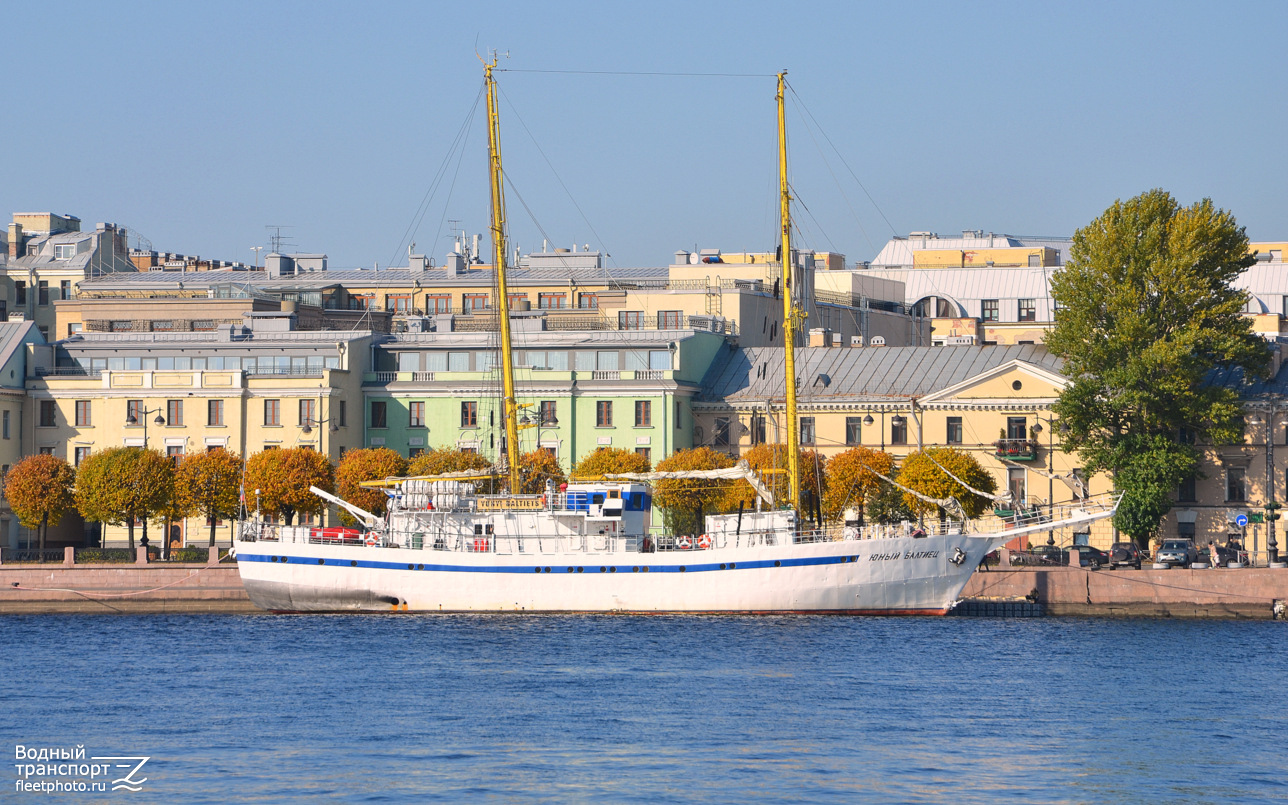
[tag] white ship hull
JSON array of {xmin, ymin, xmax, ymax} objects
[{"xmin": 235, "ymin": 530, "xmax": 1010, "ymax": 615}]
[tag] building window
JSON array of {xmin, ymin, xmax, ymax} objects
[
  {"xmin": 75, "ymin": 400, "xmax": 91, "ymax": 427},
  {"xmin": 657, "ymin": 311, "xmax": 682, "ymax": 329},
  {"xmin": 208, "ymin": 400, "xmax": 224, "ymax": 426},
  {"xmin": 74, "ymin": 446, "xmax": 90, "ymax": 466},
  {"xmin": 539, "ymin": 400, "xmax": 557, "ymax": 426},
  {"xmin": 167, "ymin": 446, "xmax": 184, "ymax": 463},
  {"xmin": 39, "ymin": 400, "xmax": 56, "ymax": 427},
  {"xmin": 54, "ymin": 244, "xmax": 76, "ymax": 260},
  {"xmin": 538, "ymin": 292, "xmax": 567, "ymax": 310},
  {"xmin": 597, "ymin": 401, "xmax": 613, "ymax": 427},
  {"xmin": 14, "ymin": 282, "xmax": 26, "ymax": 306},
  {"xmin": 59, "ymin": 280, "xmax": 71, "ymax": 301},
  {"xmin": 1178, "ymin": 475, "xmax": 1197, "ymax": 503},
  {"xmin": 635, "ymin": 447, "xmax": 651, "ymax": 463},
  {"xmin": 1008, "ymin": 468, "xmax": 1027, "ymax": 503},
  {"xmin": 463, "ymin": 293, "xmax": 489, "ymax": 312},
  {"xmin": 1282, "ymin": 295, "xmax": 1288, "ymax": 318},
  {"xmin": 338, "ymin": 400, "xmax": 347, "ymax": 427},
  {"xmin": 409, "ymin": 447, "xmax": 425, "ymax": 458},
  {"xmin": 800, "ymin": 416, "xmax": 815, "ymax": 445},
  {"xmin": 427, "ymin": 294, "xmax": 451, "ymax": 314},
  {"xmin": 2, "ymin": 410, "xmax": 9, "ymax": 439},
  {"xmin": 1226, "ymin": 467, "xmax": 1246, "ymax": 503},
  {"xmin": 891, "ymin": 417, "xmax": 907, "ymax": 445},
  {"xmin": 1018, "ymin": 299, "xmax": 1036, "ymax": 322},
  {"xmin": 38, "ymin": 281, "xmax": 50, "ymax": 306},
  {"xmin": 409, "ymin": 401, "xmax": 425, "ymax": 428},
  {"xmin": 299, "ymin": 399, "xmax": 316, "ymax": 428},
  {"xmin": 946, "ymin": 416, "xmax": 963, "ymax": 445},
  {"xmin": 264, "ymin": 399, "xmax": 281, "ymax": 427},
  {"xmin": 1007, "ymin": 417, "xmax": 1027, "ymax": 440},
  {"xmin": 39, "ymin": 446, "xmax": 54, "ymax": 455},
  {"xmin": 126, "ymin": 400, "xmax": 142, "ymax": 424},
  {"xmin": 370, "ymin": 401, "xmax": 387, "ymax": 429},
  {"xmin": 618, "ymin": 311, "xmax": 643, "ymax": 330},
  {"xmin": 578, "ymin": 293, "xmax": 598, "ymax": 309},
  {"xmin": 750, "ymin": 414, "xmax": 765, "ymax": 445},
  {"xmin": 981, "ymin": 299, "xmax": 999, "ymax": 322},
  {"xmin": 1177, "ymin": 521, "xmax": 1196, "ymax": 539},
  {"xmin": 714, "ymin": 417, "xmax": 730, "ymax": 446},
  {"xmin": 845, "ymin": 416, "xmax": 862, "ymax": 445},
  {"xmin": 167, "ymin": 400, "xmax": 183, "ymax": 426},
  {"xmin": 461, "ymin": 401, "xmax": 478, "ymax": 428},
  {"xmin": 635, "ymin": 400, "xmax": 651, "ymax": 427}
]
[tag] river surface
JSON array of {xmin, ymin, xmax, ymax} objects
[{"xmin": 2, "ymin": 615, "xmax": 1285, "ymax": 803}]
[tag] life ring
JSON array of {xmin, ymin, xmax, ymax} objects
[
  {"xmin": 364, "ymin": 533, "xmax": 379, "ymax": 548},
  {"xmin": 697, "ymin": 534, "xmax": 712, "ymax": 550},
  {"xmin": 677, "ymin": 535, "xmax": 693, "ymax": 550}
]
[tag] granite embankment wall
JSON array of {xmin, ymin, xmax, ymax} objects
[
  {"xmin": 4, "ymin": 557, "xmax": 1287, "ymax": 617},
  {"xmin": 0, "ymin": 563, "xmax": 255, "ymax": 614},
  {"xmin": 962, "ymin": 566, "xmax": 1288, "ymax": 618}
]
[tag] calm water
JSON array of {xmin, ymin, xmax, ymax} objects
[{"xmin": 2, "ymin": 615, "xmax": 1285, "ymax": 803}]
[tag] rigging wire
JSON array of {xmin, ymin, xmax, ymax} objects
[
  {"xmin": 497, "ymin": 86, "xmax": 619, "ymax": 273},
  {"xmin": 386, "ymin": 82, "xmax": 486, "ymax": 271},
  {"xmin": 498, "ymin": 68, "xmax": 775, "ymax": 78},
  {"xmin": 785, "ymin": 83, "xmax": 899, "ymax": 238}
]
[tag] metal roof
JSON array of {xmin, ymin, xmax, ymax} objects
[
  {"xmin": 74, "ymin": 265, "xmax": 670, "ymax": 291},
  {"xmin": 857, "ymin": 266, "xmax": 1056, "ymax": 313},
  {"xmin": 870, "ymin": 234, "xmax": 1072, "ymax": 268},
  {"xmin": 699, "ymin": 344, "xmax": 1062, "ymax": 402}
]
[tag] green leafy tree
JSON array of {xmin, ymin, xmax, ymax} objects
[
  {"xmin": 75, "ymin": 447, "xmax": 174, "ymax": 550},
  {"xmin": 517, "ymin": 450, "xmax": 566, "ymax": 495},
  {"xmin": 652, "ymin": 446, "xmax": 736, "ymax": 536},
  {"xmin": 896, "ymin": 448, "xmax": 997, "ymax": 520},
  {"xmin": 335, "ymin": 448, "xmax": 409, "ymax": 524},
  {"xmin": 5, "ymin": 454, "xmax": 76, "ymax": 550},
  {"xmin": 1046, "ymin": 189, "xmax": 1268, "ymax": 543},
  {"xmin": 175, "ymin": 448, "xmax": 245, "ymax": 546},
  {"xmin": 867, "ymin": 480, "xmax": 915, "ymax": 525},
  {"xmin": 572, "ymin": 447, "xmax": 651, "ymax": 479},
  {"xmin": 823, "ymin": 447, "xmax": 894, "ymax": 524},
  {"xmin": 244, "ymin": 448, "xmax": 334, "ymax": 526}
]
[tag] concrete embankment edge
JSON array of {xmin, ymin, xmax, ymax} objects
[
  {"xmin": 961, "ymin": 566, "xmax": 1288, "ymax": 619},
  {"xmin": 3, "ymin": 564, "xmax": 1286, "ymax": 617},
  {"xmin": 0, "ymin": 565, "xmax": 260, "ymax": 614}
]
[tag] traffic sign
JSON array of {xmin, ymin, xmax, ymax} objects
[{"xmin": 1234, "ymin": 513, "xmax": 1249, "ymax": 528}]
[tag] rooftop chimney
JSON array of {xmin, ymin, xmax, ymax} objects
[{"xmin": 8, "ymin": 222, "xmax": 22, "ymax": 259}]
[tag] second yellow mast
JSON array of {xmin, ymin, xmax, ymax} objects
[
  {"xmin": 777, "ymin": 71, "xmax": 802, "ymax": 513},
  {"xmin": 484, "ymin": 58, "xmax": 523, "ymax": 493}
]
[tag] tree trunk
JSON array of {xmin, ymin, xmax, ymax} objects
[
  {"xmin": 209, "ymin": 508, "xmax": 217, "ymax": 547},
  {"xmin": 127, "ymin": 516, "xmax": 135, "ymax": 551},
  {"xmin": 39, "ymin": 513, "xmax": 48, "ymax": 551}
]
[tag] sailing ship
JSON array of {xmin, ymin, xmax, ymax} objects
[{"xmin": 232, "ymin": 63, "xmax": 1118, "ymax": 614}]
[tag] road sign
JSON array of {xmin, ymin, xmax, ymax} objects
[{"xmin": 1234, "ymin": 513, "xmax": 1249, "ymax": 528}]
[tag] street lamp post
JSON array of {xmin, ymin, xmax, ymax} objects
[
  {"xmin": 125, "ymin": 405, "xmax": 166, "ymax": 556},
  {"xmin": 1251, "ymin": 397, "xmax": 1284, "ymax": 566}
]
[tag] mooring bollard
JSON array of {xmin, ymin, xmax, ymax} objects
[
  {"xmin": 64, "ymin": 546, "xmax": 75, "ymax": 566},
  {"xmin": 208, "ymin": 545, "xmax": 219, "ymax": 565},
  {"xmin": 136, "ymin": 546, "xmax": 149, "ymax": 565}
]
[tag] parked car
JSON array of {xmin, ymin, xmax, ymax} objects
[
  {"xmin": 1012, "ymin": 545, "xmax": 1064, "ymax": 566},
  {"xmin": 1062, "ymin": 545, "xmax": 1109, "ymax": 570},
  {"xmin": 1155, "ymin": 538, "xmax": 1199, "ymax": 568},
  {"xmin": 1108, "ymin": 541, "xmax": 1144, "ymax": 570}
]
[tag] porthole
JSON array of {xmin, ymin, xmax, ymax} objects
[
  {"xmin": 1012, "ymin": 380, "xmax": 1022, "ymax": 390},
  {"xmin": 774, "ymin": 560, "xmax": 781, "ymax": 567},
  {"xmin": 317, "ymin": 558, "xmax": 324, "ymax": 565},
  {"xmin": 350, "ymin": 560, "xmax": 357, "ymax": 567}
]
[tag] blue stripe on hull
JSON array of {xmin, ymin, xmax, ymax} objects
[{"xmin": 238, "ymin": 552, "xmax": 862, "ymax": 574}]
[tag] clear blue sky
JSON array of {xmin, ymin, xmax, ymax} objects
[{"xmin": 5, "ymin": 0, "xmax": 1285, "ymax": 269}]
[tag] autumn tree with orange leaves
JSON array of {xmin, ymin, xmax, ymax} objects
[
  {"xmin": 5, "ymin": 454, "xmax": 76, "ymax": 550},
  {"xmin": 244, "ymin": 448, "xmax": 334, "ymax": 525},
  {"xmin": 335, "ymin": 448, "xmax": 408, "ymax": 524},
  {"xmin": 175, "ymin": 448, "xmax": 245, "ymax": 546}
]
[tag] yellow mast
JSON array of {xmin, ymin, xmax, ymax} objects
[
  {"xmin": 777, "ymin": 71, "xmax": 801, "ymax": 513},
  {"xmin": 484, "ymin": 57, "xmax": 523, "ymax": 493}
]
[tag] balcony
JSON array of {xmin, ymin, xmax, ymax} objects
[{"xmin": 994, "ymin": 438, "xmax": 1039, "ymax": 461}]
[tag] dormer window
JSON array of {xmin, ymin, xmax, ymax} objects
[{"xmin": 54, "ymin": 244, "xmax": 76, "ymax": 260}]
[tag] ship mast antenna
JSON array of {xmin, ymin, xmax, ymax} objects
[
  {"xmin": 483, "ymin": 55, "xmax": 523, "ymax": 494},
  {"xmin": 778, "ymin": 70, "xmax": 802, "ymax": 513}
]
